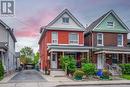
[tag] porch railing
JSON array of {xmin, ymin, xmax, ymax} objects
[{"xmin": 104, "ymin": 63, "xmax": 122, "ymax": 76}]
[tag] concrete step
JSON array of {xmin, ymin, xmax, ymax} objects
[{"xmin": 50, "ymin": 69, "xmax": 66, "ymax": 77}]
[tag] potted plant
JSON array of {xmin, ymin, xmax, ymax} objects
[{"xmin": 73, "ymin": 70, "xmax": 84, "ymax": 80}]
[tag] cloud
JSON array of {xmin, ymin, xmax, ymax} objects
[{"xmin": 15, "ymin": 8, "xmax": 59, "ymax": 37}]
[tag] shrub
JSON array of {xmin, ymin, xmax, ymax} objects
[
  {"xmin": 82, "ymin": 63, "xmax": 96, "ymax": 76},
  {"xmin": 119, "ymin": 64, "xmax": 130, "ymax": 74},
  {"xmin": 73, "ymin": 69, "xmax": 84, "ymax": 79},
  {"xmin": 0, "ymin": 60, "xmax": 4, "ymax": 79},
  {"xmin": 60, "ymin": 56, "xmax": 76, "ymax": 74},
  {"xmin": 80, "ymin": 58, "xmax": 90, "ymax": 64}
]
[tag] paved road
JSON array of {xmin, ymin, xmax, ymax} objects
[
  {"xmin": 9, "ymin": 70, "xmax": 46, "ymax": 83},
  {"xmin": 58, "ymin": 85, "xmax": 130, "ymax": 87}
]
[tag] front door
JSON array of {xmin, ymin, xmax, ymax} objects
[
  {"xmin": 51, "ymin": 53, "xmax": 57, "ymax": 69},
  {"xmin": 97, "ymin": 54, "xmax": 104, "ymax": 69},
  {"xmin": 112, "ymin": 54, "xmax": 118, "ymax": 64}
]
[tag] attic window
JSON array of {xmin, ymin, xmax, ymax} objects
[
  {"xmin": 62, "ymin": 17, "xmax": 69, "ymax": 23},
  {"xmin": 107, "ymin": 22, "xmax": 114, "ymax": 27}
]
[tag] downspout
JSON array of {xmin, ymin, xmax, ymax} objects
[{"xmin": 7, "ymin": 27, "xmax": 10, "ymax": 73}]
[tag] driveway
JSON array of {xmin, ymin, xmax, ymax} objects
[{"xmin": 9, "ymin": 70, "xmax": 46, "ymax": 83}]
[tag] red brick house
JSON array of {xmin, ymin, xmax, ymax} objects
[
  {"xmin": 39, "ymin": 9, "xmax": 130, "ymax": 75},
  {"xmin": 85, "ymin": 10, "xmax": 130, "ymax": 71},
  {"xmin": 39, "ymin": 9, "xmax": 90, "ymax": 72}
]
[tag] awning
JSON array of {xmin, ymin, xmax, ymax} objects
[
  {"xmin": 47, "ymin": 45, "xmax": 91, "ymax": 53},
  {"xmin": 95, "ymin": 51, "xmax": 130, "ymax": 54}
]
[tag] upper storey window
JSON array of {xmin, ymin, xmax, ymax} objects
[
  {"xmin": 52, "ymin": 32, "xmax": 58, "ymax": 44},
  {"xmin": 62, "ymin": 17, "xmax": 69, "ymax": 23},
  {"xmin": 69, "ymin": 33, "xmax": 78, "ymax": 44},
  {"xmin": 117, "ymin": 34, "xmax": 123, "ymax": 47},
  {"xmin": 97, "ymin": 33, "xmax": 103, "ymax": 46},
  {"xmin": 107, "ymin": 21, "xmax": 114, "ymax": 28}
]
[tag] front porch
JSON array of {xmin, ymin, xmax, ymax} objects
[
  {"xmin": 47, "ymin": 45, "xmax": 91, "ymax": 70},
  {"xmin": 94, "ymin": 47, "xmax": 130, "ymax": 69}
]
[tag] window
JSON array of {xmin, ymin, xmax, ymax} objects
[
  {"xmin": 117, "ymin": 34, "xmax": 123, "ymax": 46},
  {"xmin": 97, "ymin": 33, "xmax": 103, "ymax": 46},
  {"xmin": 62, "ymin": 17, "xmax": 69, "ymax": 23},
  {"xmin": 52, "ymin": 32, "xmax": 58, "ymax": 44},
  {"xmin": 69, "ymin": 33, "xmax": 78, "ymax": 44},
  {"xmin": 107, "ymin": 22, "xmax": 114, "ymax": 28}
]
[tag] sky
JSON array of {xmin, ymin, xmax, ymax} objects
[{"xmin": 1, "ymin": 0, "xmax": 130, "ymax": 53}]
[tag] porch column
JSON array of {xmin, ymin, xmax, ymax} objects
[
  {"xmin": 117, "ymin": 53, "xmax": 119, "ymax": 63},
  {"xmin": 103, "ymin": 52, "xmax": 105, "ymax": 68},
  {"xmin": 122, "ymin": 54, "xmax": 125, "ymax": 64},
  {"xmin": 62, "ymin": 51, "xmax": 64, "ymax": 57},
  {"xmin": 87, "ymin": 52, "xmax": 89, "ymax": 62}
]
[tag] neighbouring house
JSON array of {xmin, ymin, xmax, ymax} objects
[
  {"xmin": 15, "ymin": 52, "xmax": 20, "ymax": 69},
  {"xmin": 0, "ymin": 20, "xmax": 17, "ymax": 75},
  {"xmin": 84, "ymin": 10, "xmax": 130, "ymax": 75},
  {"xmin": 39, "ymin": 9, "xmax": 130, "ymax": 75},
  {"xmin": 39, "ymin": 9, "xmax": 90, "ymax": 73}
]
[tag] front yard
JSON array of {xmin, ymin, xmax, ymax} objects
[{"xmin": 121, "ymin": 74, "xmax": 130, "ymax": 80}]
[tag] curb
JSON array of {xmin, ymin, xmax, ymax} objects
[{"xmin": 56, "ymin": 82, "xmax": 130, "ymax": 87}]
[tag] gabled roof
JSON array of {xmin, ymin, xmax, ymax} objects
[
  {"xmin": 46, "ymin": 9, "xmax": 85, "ymax": 29},
  {"xmin": 39, "ymin": 9, "xmax": 85, "ymax": 44},
  {"xmin": 86, "ymin": 10, "xmax": 129, "ymax": 33}
]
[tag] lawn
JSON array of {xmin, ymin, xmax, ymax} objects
[
  {"xmin": 121, "ymin": 74, "xmax": 130, "ymax": 80},
  {"xmin": 0, "ymin": 76, "xmax": 3, "ymax": 81}
]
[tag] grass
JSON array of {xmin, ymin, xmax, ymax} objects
[
  {"xmin": 0, "ymin": 76, "xmax": 3, "ymax": 81},
  {"xmin": 121, "ymin": 74, "xmax": 130, "ymax": 80}
]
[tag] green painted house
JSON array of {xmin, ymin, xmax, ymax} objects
[{"xmin": 85, "ymin": 10, "xmax": 130, "ymax": 75}]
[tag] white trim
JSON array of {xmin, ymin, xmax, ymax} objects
[
  {"xmin": 97, "ymin": 33, "xmax": 104, "ymax": 46},
  {"xmin": 47, "ymin": 43, "xmax": 84, "ymax": 46},
  {"xmin": 49, "ymin": 49, "xmax": 89, "ymax": 53},
  {"xmin": 69, "ymin": 33, "xmax": 79, "ymax": 45},
  {"xmin": 117, "ymin": 34, "xmax": 123, "ymax": 47},
  {"xmin": 95, "ymin": 51, "xmax": 130, "ymax": 54},
  {"xmin": 51, "ymin": 32, "xmax": 58, "ymax": 45}
]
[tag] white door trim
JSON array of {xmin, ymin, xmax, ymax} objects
[{"xmin": 51, "ymin": 53, "xmax": 57, "ymax": 69}]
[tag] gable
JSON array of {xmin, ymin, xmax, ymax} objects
[
  {"xmin": 46, "ymin": 9, "xmax": 85, "ymax": 31},
  {"xmin": 93, "ymin": 13, "xmax": 128, "ymax": 33}
]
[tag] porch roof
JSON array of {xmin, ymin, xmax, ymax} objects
[
  {"xmin": 47, "ymin": 45, "xmax": 91, "ymax": 53},
  {"xmin": 93, "ymin": 46, "xmax": 130, "ymax": 51},
  {"xmin": 95, "ymin": 50, "xmax": 130, "ymax": 54}
]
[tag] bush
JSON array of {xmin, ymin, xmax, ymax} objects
[
  {"xmin": 82, "ymin": 63, "xmax": 96, "ymax": 76},
  {"xmin": 0, "ymin": 60, "xmax": 4, "ymax": 79},
  {"xmin": 60, "ymin": 56, "xmax": 76, "ymax": 74},
  {"xmin": 119, "ymin": 64, "xmax": 130, "ymax": 74},
  {"xmin": 81, "ymin": 58, "xmax": 90, "ymax": 64},
  {"xmin": 73, "ymin": 69, "xmax": 84, "ymax": 80}
]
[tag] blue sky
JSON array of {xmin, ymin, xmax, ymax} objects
[{"xmin": 1, "ymin": 0, "xmax": 130, "ymax": 52}]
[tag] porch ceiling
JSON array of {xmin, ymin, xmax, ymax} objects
[{"xmin": 47, "ymin": 45, "xmax": 91, "ymax": 53}]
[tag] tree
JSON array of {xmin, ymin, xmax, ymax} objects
[
  {"xmin": 20, "ymin": 47, "xmax": 34, "ymax": 64},
  {"xmin": 20, "ymin": 47, "xmax": 33, "ymax": 57},
  {"xmin": 33, "ymin": 52, "xmax": 39, "ymax": 65}
]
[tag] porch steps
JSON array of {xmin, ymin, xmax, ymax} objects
[{"xmin": 50, "ymin": 69, "xmax": 66, "ymax": 77}]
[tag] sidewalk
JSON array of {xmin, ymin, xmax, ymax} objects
[
  {"xmin": 0, "ymin": 72, "xmax": 18, "ymax": 83},
  {"xmin": 41, "ymin": 74, "xmax": 130, "ymax": 86},
  {"xmin": 56, "ymin": 80, "xmax": 130, "ymax": 87}
]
